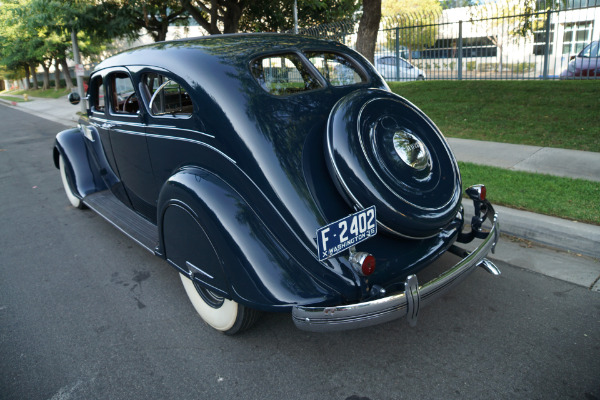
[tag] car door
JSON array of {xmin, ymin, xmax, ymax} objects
[
  {"xmin": 105, "ymin": 69, "xmax": 158, "ymax": 222},
  {"xmin": 87, "ymin": 73, "xmax": 132, "ymax": 208},
  {"xmin": 138, "ymin": 71, "xmax": 213, "ymax": 189}
]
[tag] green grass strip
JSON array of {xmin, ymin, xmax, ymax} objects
[
  {"xmin": 389, "ymin": 80, "xmax": 600, "ymax": 152},
  {"xmin": 0, "ymin": 95, "xmax": 27, "ymax": 103},
  {"xmin": 6, "ymin": 88, "xmax": 71, "ymax": 99},
  {"xmin": 459, "ymin": 161, "xmax": 600, "ymax": 225}
]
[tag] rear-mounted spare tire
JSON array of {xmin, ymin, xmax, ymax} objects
[{"xmin": 325, "ymin": 88, "xmax": 461, "ymax": 239}]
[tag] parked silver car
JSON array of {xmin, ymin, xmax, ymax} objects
[
  {"xmin": 560, "ymin": 40, "xmax": 600, "ymax": 79},
  {"xmin": 375, "ymin": 55, "xmax": 426, "ymax": 81}
]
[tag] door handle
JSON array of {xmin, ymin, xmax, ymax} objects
[{"xmin": 101, "ymin": 122, "xmax": 115, "ymax": 129}]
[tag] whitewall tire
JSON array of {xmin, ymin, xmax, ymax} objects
[
  {"xmin": 179, "ymin": 273, "xmax": 260, "ymax": 335},
  {"xmin": 59, "ymin": 155, "xmax": 84, "ymax": 209}
]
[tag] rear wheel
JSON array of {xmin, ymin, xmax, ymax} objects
[
  {"xmin": 59, "ymin": 154, "xmax": 84, "ymax": 209},
  {"xmin": 179, "ymin": 273, "xmax": 260, "ymax": 335}
]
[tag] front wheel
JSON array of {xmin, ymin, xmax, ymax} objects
[
  {"xmin": 59, "ymin": 154, "xmax": 85, "ymax": 209},
  {"xmin": 179, "ymin": 273, "xmax": 260, "ymax": 335}
]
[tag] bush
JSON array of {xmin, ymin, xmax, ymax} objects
[
  {"xmin": 478, "ymin": 63, "xmax": 498, "ymax": 72},
  {"xmin": 466, "ymin": 61, "xmax": 477, "ymax": 71}
]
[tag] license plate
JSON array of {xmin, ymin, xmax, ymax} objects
[{"xmin": 317, "ymin": 206, "xmax": 377, "ymax": 261}]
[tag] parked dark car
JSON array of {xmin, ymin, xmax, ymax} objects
[
  {"xmin": 560, "ymin": 40, "xmax": 600, "ymax": 79},
  {"xmin": 55, "ymin": 34, "xmax": 500, "ymax": 335}
]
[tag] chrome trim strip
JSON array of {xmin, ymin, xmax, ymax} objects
[
  {"xmin": 292, "ymin": 205, "xmax": 500, "ymax": 332},
  {"xmin": 145, "ymin": 133, "xmax": 236, "ymax": 164},
  {"xmin": 146, "ymin": 124, "xmax": 214, "ymax": 138},
  {"xmin": 113, "ymin": 128, "xmax": 144, "ymax": 136},
  {"xmin": 89, "ymin": 116, "xmax": 212, "ymax": 138},
  {"xmin": 185, "ymin": 261, "xmax": 214, "ymax": 280}
]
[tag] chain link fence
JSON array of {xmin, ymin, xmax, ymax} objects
[{"xmin": 297, "ymin": 1, "xmax": 600, "ymax": 81}]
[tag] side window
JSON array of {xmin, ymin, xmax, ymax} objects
[
  {"xmin": 250, "ymin": 53, "xmax": 323, "ymax": 96},
  {"xmin": 109, "ymin": 72, "xmax": 139, "ymax": 115},
  {"xmin": 140, "ymin": 73, "xmax": 193, "ymax": 117},
  {"xmin": 90, "ymin": 76, "xmax": 105, "ymax": 113},
  {"xmin": 305, "ymin": 52, "xmax": 367, "ymax": 87},
  {"xmin": 399, "ymin": 59, "xmax": 411, "ymax": 69}
]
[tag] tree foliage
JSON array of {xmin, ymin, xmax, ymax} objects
[
  {"xmin": 181, "ymin": 0, "xmax": 248, "ymax": 34},
  {"xmin": 240, "ymin": 0, "xmax": 360, "ymax": 33},
  {"xmin": 381, "ymin": 0, "xmax": 442, "ymax": 60},
  {"xmin": 181, "ymin": 0, "xmax": 359, "ymax": 34},
  {"xmin": 117, "ymin": 0, "xmax": 189, "ymax": 42},
  {"xmin": 0, "ymin": 0, "xmax": 139, "ymax": 88}
]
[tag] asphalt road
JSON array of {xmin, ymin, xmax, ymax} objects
[{"xmin": 1, "ymin": 104, "xmax": 599, "ymax": 400}]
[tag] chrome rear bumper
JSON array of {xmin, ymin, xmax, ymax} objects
[{"xmin": 292, "ymin": 203, "xmax": 500, "ymax": 332}]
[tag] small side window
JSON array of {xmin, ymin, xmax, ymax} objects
[
  {"xmin": 140, "ymin": 73, "xmax": 193, "ymax": 117},
  {"xmin": 90, "ymin": 76, "xmax": 105, "ymax": 113},
  {"xmin": 305, "ymin": 52, "xmax": 367, "ymax": 87},
  {"xmin": 109, "ymin": 72, "xmax": 139, "ymax": 114},
  {"xmin": 250, "ymin": 53, "xmax": 323, "ymax": 96}
]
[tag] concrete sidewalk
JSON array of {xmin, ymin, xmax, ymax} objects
[
  {"xmin": 2, "ymin": 94, "xmax": 599, "ymax": 288},
  {"xmin": 448, "ymin": 137, "xmax": 600, "ymax": 183}
]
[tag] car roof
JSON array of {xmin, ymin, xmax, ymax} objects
[{"xmin": 94, "ymin": 33, "xmax": 356, "ymax": 73}]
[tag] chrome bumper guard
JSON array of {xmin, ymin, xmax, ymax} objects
[{"xmin": 292, "ymin": 204, "xmax": 500, "ymax": 332}]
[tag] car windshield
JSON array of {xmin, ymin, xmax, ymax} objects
[{"xmin": 580, "ymin": 41, "xmax": 599, "ymax": 58}]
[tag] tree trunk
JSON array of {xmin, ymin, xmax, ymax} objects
[
  {"xmin": 54, "ymin": 59, "xmax": 62, "ymax": 89},
  {"xmin": 30, "ymin": 63, "xmax": 39, "ymax": 90},
  {"xmin": 356, "ymin": 0, "xmax": 382, "ymax": 64},
  {"xmin": 41, "ymin": 61, "xmax": 51, "ymax": 90},
  {"xmin": 157, "ymin": 21, "xmax": 169, "ymax": 42},
  {"xmin": 222, "ymin": 1, "xmax": 245, "ymax": 34},
  {"xmin": 59, "ymin": 58, "xmax": 74, "ymax": 90},
  {"xmin": 182, "ymin": 0, "xmax": 248, "ymax": 34},
  {"xmin": 23, "ymin": 64, "xmax": 31, "ymax": 90}
]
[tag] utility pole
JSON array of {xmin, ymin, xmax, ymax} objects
[
  {"xmin": 293, "ymin": 0, "xmax": 298, "ymax": 34},
  {"xmin": 71, "ymin": 28, "xmax": 86, "ymax": 115}
]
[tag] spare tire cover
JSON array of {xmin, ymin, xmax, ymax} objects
[{"xmin": 325, "ymin": 88, "xmax": 461, "ymax": 239}]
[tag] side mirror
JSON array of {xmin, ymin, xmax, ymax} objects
[{"xmin": 68, "ymin": 92, "xmax": 81, "ymax": 105}]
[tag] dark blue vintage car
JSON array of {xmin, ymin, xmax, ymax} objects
[{"xmin": 55, "ymin": 34, "xmax": 499, "ymax": 334}]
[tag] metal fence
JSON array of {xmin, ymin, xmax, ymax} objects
[{"xmin": 297, "ymin": 1, "xmax": 600, "ymax": 81}]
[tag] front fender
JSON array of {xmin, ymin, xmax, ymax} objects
[
  {"xmin": 54, "ymin": 127, "xmax": 106, "ymax": 198},
  {"xmin": 157, "ymin": 167, "xmax": 345, "ymax": 312}
]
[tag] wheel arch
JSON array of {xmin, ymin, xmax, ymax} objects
[
  {"xmin": 54, "ymin": 128, "xmax": 107, "ymax": 199},
  {"xmin": 157, "ymin": 167, "xmax": 342, "ymax": 312}
]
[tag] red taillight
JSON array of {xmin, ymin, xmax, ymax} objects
[
  {"xmin": 361, "ymin": 255, "xmax": 376, "ymax": 276},
  {"xmin": 466, "ymin": 184, "xmax": 486, "ymax": 202},
  {"xmin": 350, "ymin": 252, "xmax": 376, "ymax": 276}
]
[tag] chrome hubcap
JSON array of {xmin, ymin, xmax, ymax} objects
[{"xmin": 392, "ymin": 130, "xmax": 431, "ymax": 170}]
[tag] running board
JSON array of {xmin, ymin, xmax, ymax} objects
[{"xmin": 83, "ymin": 190, "xmax": 159, "ymax": 253}]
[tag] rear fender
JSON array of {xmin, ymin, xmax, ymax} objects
[
  {"xmin": 157, "ymin": 167, "xmax": 343, "ymax": 311},
  {"xmin": 53, "ymin": 127, "xmax": 107, "ymax": 198}
]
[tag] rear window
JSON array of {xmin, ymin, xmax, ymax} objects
[
  {"xmin": 250, "ymin": 51, "xmax": 367, "ymax": 96},
  {"xmin": 250, "ymin": 53, "xmax": 323, "ymax": 96},
  {"xmin": 305, "ymin": 52, "xmax": 367, "ymax": 87}
]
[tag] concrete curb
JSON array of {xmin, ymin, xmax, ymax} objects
[{"xmin": 464, "ymin": 202, "xmax": 600, "ymax": 259}]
